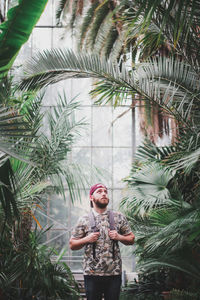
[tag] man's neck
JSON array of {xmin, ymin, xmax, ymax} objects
[{"xmin": 93, "ymin": 206, "xmax": 107, "ymax": 214}]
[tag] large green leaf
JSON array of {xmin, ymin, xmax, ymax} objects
[
  {"xmin": 0, "ymin": 0, "xmax": 48, "ymax": 75},
  {"xmin": 124, "ymin": 162, "xmax": 176, "ymax": 213}
]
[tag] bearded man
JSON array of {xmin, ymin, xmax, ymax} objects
[{"xmin": 69, "ymin": 183, "xmax": 135, "ymax": 300}]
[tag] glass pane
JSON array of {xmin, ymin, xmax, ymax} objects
[
  {"xmin": 92, "ymin": 106, "xmax": 113, "ymax": 147},
  {"xmin": 92, "ymin": 148, "xmax": 112, "ymax": 186},
  {"xmin": 44, "ymin": 230, "xmax": 69, "ymax": 252},
  {"xmin": 13, "ymin": 36, "xmax": 32, "ymax": 67},
  {"xmin": 113, "ymin": 148, "xmax": 132, "ymax": 188},
  {"xmin": 49, "ymin": 193, "xmax": 68, "ymax": 227},
  {"xmin": 71, "ymin": 78, "xmax": 94, "ymax": 106},
  {"xmin": 72, "ymin": 147, "xmax": 91, "ymax": 179},
  {"xmin": 113, "ymin": 107, "xmax": 132, "ymax": 147},
  {"xmin": 112, "ymin": 189, "xmax": 127, "ymax": 211},
  {"xmin": 32, "ymin": 28, "xmax": 52, "ymax": 52},
  {"xmin": 52, "ymin": 27, "xmax": 73, "ymax": 48},
  {"xmin": 41, "ymin": 80, "xmax": 73, "ymax": 106},
  {"xmin": 38, "ymin": 106, "xmax": 51, "ymax": 137},
  {"xmin": 120, "ymin": 243, "xmax": 135, "ymax": 273},
  {"xmin": 73, "ymin": 106, "xmax": 91, "ymax": 147},
  {"xmin": 37, "ymin": 0, "xmax": 53, "ymax": 26},
  {"xmin": 72, "ymin": 189, "xmax": 92, "ymax": 220},
  {"xmin": 72, "ymin": 147, "xmax": 91, "ymax": 165}
]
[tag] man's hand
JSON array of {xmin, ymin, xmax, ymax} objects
[
  {"xmin": 86, "ymin": 232, "xmax": 100, "ymax": 243},
  {"xmin": 70, "ymin": 232, "xmax": 100, "ymax": 250},
  {"xmin": 108, "ymin": 230, "xmax": 119, "ymax": 241},
  {"xmin": 109, "ymin": 230, "xmax": 135, "ymax": 245}
]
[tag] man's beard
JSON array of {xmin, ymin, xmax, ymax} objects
[{"xmin": 93, "ymin": 199, "xmax": 109, "ymax": 209}]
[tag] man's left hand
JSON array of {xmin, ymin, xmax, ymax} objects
[{"xmin": 108, "ymin": 230, "xmax": 119, "ymax": 240}]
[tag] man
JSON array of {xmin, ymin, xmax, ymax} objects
[{"xmin": 69, "ymin": 183, "xmax": 135, "ymax": 300}]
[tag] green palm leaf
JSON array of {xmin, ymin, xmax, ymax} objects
[
  {"xmin": 0, "ymin": 0, "xmax": 48, "ymax": 75},
  {"xmin": 124, "ymin": 162, "xmax": 175, "ymax": 213}
]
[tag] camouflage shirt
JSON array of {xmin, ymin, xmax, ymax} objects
[{"xmin": 71, "ymin": 209, "xmax": 132, "ymax": 276}]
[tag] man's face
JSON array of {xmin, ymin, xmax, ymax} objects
[{"xmin": 91, "ymin": 187, "xmax": 109, "ymax": 209}]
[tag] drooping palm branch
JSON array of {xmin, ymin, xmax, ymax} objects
[{"xmin": 19, "ymin": 50, "xmax": 200, "ymax": 130}]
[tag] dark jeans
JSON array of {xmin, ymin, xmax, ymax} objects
[{"xmin": 84, "ymin": 275, "xmax": 122, "ymax": 300}]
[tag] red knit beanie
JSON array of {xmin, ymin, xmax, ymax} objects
[{"xmin": 89, "ymin": 183, "xmax": 107, "ymax": 196}]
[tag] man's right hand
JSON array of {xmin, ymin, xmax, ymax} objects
[
  {"xmin": 69, "ymin": 232, "xmax": 100, "ymax": 250},
  {"xmin": 86, "ymin": 232, "xmax": 100, "ymax": 243}
]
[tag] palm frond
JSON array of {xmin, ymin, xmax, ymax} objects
[
  {"xmin": 132, "ymin": 0, "xmax": 200, "ymax": 42},
  {"xmin": 88, "ymin": 1, "xmax": 110, "ymax": 48},
  {"xmin": 123, "ymin": 162, "xmax": 176, "ymax": 213},
  {"xmin": 103, "ymin": 25, "xmax": 119, "ymax": 58},
  {"xmin": 137, "ymin": 56, "xmax": 200, "ymax": 125},
  {"xmin": 119, "ymin": 0, "xmax": 200, "ymax": 76},
  {"xmin": 139, "ymin": 257, "xmax": 200, "ymax": 280},
  {"xmin": 19, "ymin": 48, "xmax": 134, "ymax": 95},
  {"xmin": 79, "ymin": 1, "xmax": 99, "ymax": 48},
  {"xmin": 56, "ymin": 0, "xmax": 70, "ymax": 25},
  {"xmin": 70, "ymin": 0, "xmax": 79, "ymax": 29},
  {"xmin": 135, "ymin": 138, "xmax": 176, "ymax": 161},
  {"xmin": 20, "ymin": 50, "xmax": 200, "ymax": 125},
  {"xmin": 16, "ymin": 92, "xmax": 89, "ymax": 203},
  {"xmin": 144, "ymin": 208, "xmax": 198, "ymax": 255},
  {"xmin": 0, "ymin": 76, "xmax": 13, "ymax": 104}
]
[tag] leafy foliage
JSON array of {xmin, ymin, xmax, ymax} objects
[
  {"xmin": 122, "ymin": 137, "xmax": 200, "ymax": 293},
  {"xmin": 0, "ymin": 226, "xmax": 80, "ymax": 299}
]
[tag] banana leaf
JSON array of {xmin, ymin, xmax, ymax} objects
[{"xmin": 0, "ymin": 0, "xmax": 48, "ymax": 75}]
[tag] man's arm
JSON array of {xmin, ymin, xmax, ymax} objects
[
  {"xmin": 69, "ymin": 232, "xmax": 100, "ymax": 250},
  {"xmin": 109, "ymin": 230, "xmax": 135, "ymax": 245}
]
